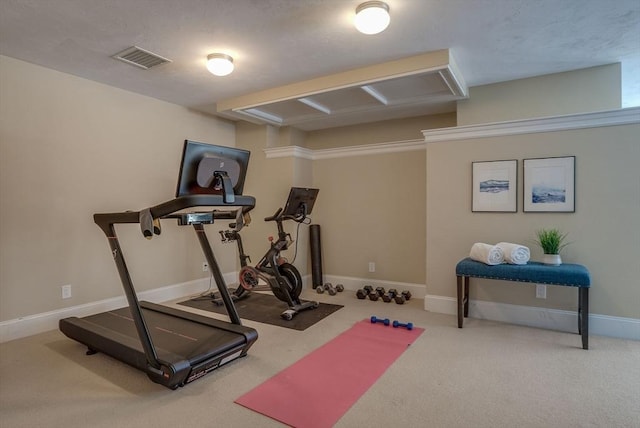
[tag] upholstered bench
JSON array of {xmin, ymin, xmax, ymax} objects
[{"xmin": 455, "ymin": 257, "xmax": 591, "ymax": 349}]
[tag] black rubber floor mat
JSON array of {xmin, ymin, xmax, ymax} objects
[{"xmin": 178, "ymin": 292, "xmax": 343, "ymax": 331}]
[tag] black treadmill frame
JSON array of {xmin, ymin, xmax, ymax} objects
[{"xmin": 59, "ymin": 194, "xmax": 258, "ymax": 389}]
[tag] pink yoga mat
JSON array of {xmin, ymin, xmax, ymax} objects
[{"xmin": 235, "ymin": 319, "xmax": 424, "ymax": 427}]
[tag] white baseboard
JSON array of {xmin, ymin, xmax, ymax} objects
[
  {"xmin": 0, "ymin": 272, "xmax": 423, "ymax": 343},
  {"xmin": 16, "ymin": 278, "xmax": 638, "ymax": 343},
  {"xmin": 0, "ymin": 273, "xmax": 236, "ymax": 343},
  {"xmin": 424, "ymin": 294, "xmax": 640, "ymax": 341}
]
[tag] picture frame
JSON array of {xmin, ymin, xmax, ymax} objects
[
  {"xmin": 472, "ymin": 160, "xmax": 518, "ymax": 212},
  {"xmin": 523, "ymin": 156, "xmax": 575, "ymax": 212}
]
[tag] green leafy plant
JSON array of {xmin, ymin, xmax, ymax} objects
[{"xmin": 535, "ymin": 228, "xmax": 570, "ymax": 255}]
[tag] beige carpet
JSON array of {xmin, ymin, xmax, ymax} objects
[{"xmin": 1, "ymin": 290, "xmax": 639, "ymax": 428}]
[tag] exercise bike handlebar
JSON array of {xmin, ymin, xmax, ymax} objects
[
  {"xmin": 264, "ymin": 207, "xmax": 306, "ymax": 223},
  {"xmin": 264, "ymin": 208, "xmax": 283, "ymax": 222}
]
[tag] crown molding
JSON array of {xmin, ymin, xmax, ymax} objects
[
  {"xmin": 263, "ymin": 107, "xmax": 639, "ymax": 160},
  {"xmin": 264, "ymin": 139, "xmax": 425, "ymax": 160},
  {"xmin": 422, "ymin": 106, "xmax": 640, "ymax": 143},
  {"xmin": 263, "ymin": 145, "xmax": 314, "ymax": 160}
]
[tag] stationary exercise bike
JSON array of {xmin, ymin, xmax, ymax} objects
[{"xmin": 237, "ymin": 187, "xmax": 320, "ymax": 320}]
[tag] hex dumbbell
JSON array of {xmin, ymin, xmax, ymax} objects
[
  {"xmin": 370, "ymin": 316, "xmax": 390, "ymax": 326},
  {"xmin": 394, "ymin": 295, "xmax": 406, "ymax": 305},
  {"xmin": 356, "ymin": 289, "xmax": 368, "ymax": 299},
  {"xmin": 356, "ymin": 285, "xmax": 374, "ymax": 300},
  {"xmin": 392, "ymin": 320, "xmax": 413, "ymax": 330},
  {"xmin": 324, "ymin": 283, "xmax": 337, "ymax": 295},
  {"xmin": 335, "ymin": 284, "xmax": 344, "ymax": 292},
  {"xmin": 401, "ymin": 290, "xmax": 412, "ymax": 301},
  {"xmin": 381, "ymin": 289, "xmax": 398, "ymax": 303}
]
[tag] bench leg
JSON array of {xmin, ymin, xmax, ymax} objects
[
  {"xmin": 457, "ymin": 276, "xmax": 470, "ymax": 328},
  {"xmin": 579, "ymin": 288, "xmax": 589, "ymax": 349},
  {"xmin": 464, "ymin": 276, "xmax": 470, "ymax": 317},
  {"xmin": 457, "ymin": 276, "xmax": 463, "ymax": 328}
]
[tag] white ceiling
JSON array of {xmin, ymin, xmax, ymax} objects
[{"xmin": 1, "ymin": 0, "xmax": 638, "ymax": 130}]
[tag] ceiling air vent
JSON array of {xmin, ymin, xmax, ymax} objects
[{"xmin": 112, "ymin": 46, "xmax": 171, "ymax": 70}]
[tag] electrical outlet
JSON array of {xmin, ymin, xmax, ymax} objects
[
  {"xmin": 536, "ymin": 284, "xmax": 547, "ymax": 299},
  {"xmin": 202, "ymin": 261, "xmax": 209, "ymax": 272},
  {"xmin": 61, "ymin": 284, "xmax": 72, "ymax": 299},
  {"xmin": 368, "ymin": 262, "xmax": 375, "ymax": 272}
]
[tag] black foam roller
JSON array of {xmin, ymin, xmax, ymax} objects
[{"xmin": 310, "ymin": 224, "xmax": 323, "ymax": 289}]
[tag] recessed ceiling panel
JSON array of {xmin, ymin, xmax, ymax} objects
[
  {"xmin": 368, "ymin": 73, "xmax": 451, "ymax": 103},
  {"xmin": 309, "ymin": 87, "xmax": 386, "ymax": 110},
  {"xmin": 252, "ymin": 99, "xmax": 321, "ymax": 121}
]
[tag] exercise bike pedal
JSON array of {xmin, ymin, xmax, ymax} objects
[
  {"xmin": 281, "ymin": 309, "xmax": 296, "ymax": 321},
  {"xmin": 281, "ymin": 300, "xmax": 319, "ymax": 321}
]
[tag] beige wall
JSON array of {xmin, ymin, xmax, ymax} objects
[
  {"xmin": 312, "ymin": 150, "xmax": 426, "ymax": 284},
  {"xmin": 238, "ymin": 118, "xmax": 431, "ymax": 287},
  {"xmin": 277, "ymin": 126, "xmax": 307, "ymax": 148},
  {"xmin": 425, "ymin": 123, "xmax": 639, "ymax": 319},
  {"xmin": 297, "ymin": 116, "xmax": 446, "ymax": 287},
  {"xmin": 305, "ymin": 114, "xmax": 456, "ymax": 149},
  {"xmin": 0, "ymin": 56, "xmax": 237, "ymax": 321},
  {"xmin": 233, "ymin": 65, "xmax": 627, "ymax": 297},
  {"xmin": 426, "ymin": 62, "xmax": 639, "ymax": 320},
  {"xmin": 457, "ymin": 64, "xmax": 621, "ymax": 125},
  {"xmin": 2, "ymin": 53, "xmax": 635, "ymax": 328}
]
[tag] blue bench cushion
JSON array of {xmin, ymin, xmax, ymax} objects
[{"xmin": 456, "ymin": 257, "xmax": 590, "ymax": 287}]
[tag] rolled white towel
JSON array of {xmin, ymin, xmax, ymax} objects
[
  {"xmin": 496, "ymin": 242, "xmax": 530, "ymax": 265},
  {"xmin": 470, "ymin": 243, "xmax": 504, "ymax": 265}
]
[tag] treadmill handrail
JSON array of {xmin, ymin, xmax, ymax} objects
[{"xmin": 94, "ymin": 194, "xmax": 256, "ymax": 227}]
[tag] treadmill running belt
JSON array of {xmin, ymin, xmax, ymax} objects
[{"xmin": 83, "ymin": 307, "xmax": 246, "ymax": 360}]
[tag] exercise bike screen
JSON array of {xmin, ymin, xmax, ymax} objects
[{"xmin": 282, "ymin": 187, "xmax": 319, "ymax": 217}]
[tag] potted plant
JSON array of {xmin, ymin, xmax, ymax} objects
[{"xmin": 535, "ymin": 228, "xmax": 570, "ymax": 265}]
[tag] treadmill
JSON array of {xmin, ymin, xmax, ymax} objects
[{"xmin": 60, "ymin": 141, "xmax": 259, "ymax": 389}]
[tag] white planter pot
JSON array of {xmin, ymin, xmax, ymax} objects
[{"xmin": 542, "ymin": 254, "xmax": 562, "ymax": 265}]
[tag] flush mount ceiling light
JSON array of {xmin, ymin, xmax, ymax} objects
[
  {"xmin": 206, "ymin": 53, "xmax": 234, "ymax": 76},
  {"xmin": 354, "ymin": 1, "xmax": 390, "ymax": 35}
]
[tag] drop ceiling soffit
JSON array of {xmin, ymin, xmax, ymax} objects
[{"xmin": 216, "ymin": 49, "xmax": 468, "ymax": 131}]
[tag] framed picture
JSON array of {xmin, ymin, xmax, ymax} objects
[
  {"xmin": 523, "ymin": 156, "xmax": 575, "ymax": 212},
  {"xmin": 472, "ymin": 160, "xmax": 518, "ymax": 212}
]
